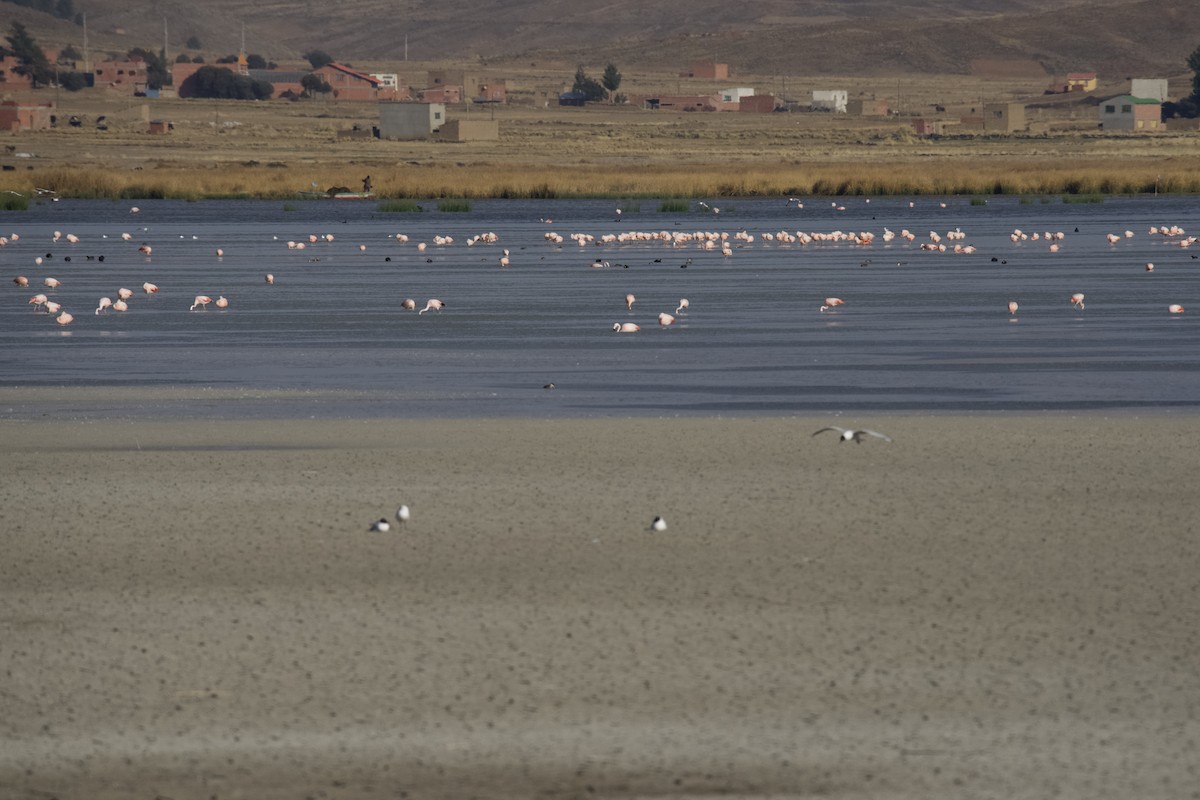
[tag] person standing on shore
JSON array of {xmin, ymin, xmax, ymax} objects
[{"xmin": 362, "ymin": 175, "xmax": 372, "ymax": 193}]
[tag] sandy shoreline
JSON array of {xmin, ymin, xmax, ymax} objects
[{"xmin": 3, "ymin": 412, "xmax": 1199, "ymax": 799}]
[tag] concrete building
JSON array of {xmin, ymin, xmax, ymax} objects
[
  {"xmin": 1099, "ymin": 95, "xmax": 1162, "ymax": 132},
  {"xmin": 811, "ymin": 90, "xmax": 847, "ymax": 113},
  {"xmin": 1130, "ymin": 79, "xmax": 1168, "ymax": 102},
  {"xmin": 378, "ymin": 101, "xmax": 445, "ymax": 139}
]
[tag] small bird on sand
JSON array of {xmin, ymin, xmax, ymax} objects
[
  {"xmin": 396, "ymin": 504, "xmax": 410, "ymax": 524},
  {"xmin": 812, "ymin": 426, "xmax": 892, "ymax": 444},
  {"xmin": 369, "ymin": 518, "xmax": 391, "ymax": 532},
  {"xmin": 650, "ymin": 516, "xmax": 667, "ymax": 532}
]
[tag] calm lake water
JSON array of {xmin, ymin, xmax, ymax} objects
[{"xmin": 2, "ymin": 195, "xmax": 1198, "ymax": 419}]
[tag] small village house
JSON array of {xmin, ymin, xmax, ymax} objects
[
  {"xmin": 720, "ymin": 87, "xmax": 754, "ymax": 105},
  {"xmin": 738, "ymin": 94, "xmax": 780, "ymax": 113},
  {"xmin": 377, "ymin": 101, "xmax": 445, "ymax": 139},
  {"xmin": 847, "ymin": 98, "xmax": 889, "ymax": 116},
  {"xmin": 1066, "ymin": 72, "xmax": 1097, "ymax": 92},
  {"xmin": 476, "ymin": 81, "xmax": 507, "ymax": 103},
  {"xmin": 0, "ymin": 99, "xmax": 54, "ymax": 132},
  {"xmin": 811, "ymin": 90, "xmax": 847, "ymax": 113},
  {"xmin": 313, "ymin": 62, "xmax": 394, "ymax": 101},
  {"xmin": 94, "ymin": 56, "xmax": 148, "ymax": 92},
  {"xmin": 1098, "ymin": 95, "xmax": 1162, "ymax": 132},
  {"xmin": 912, "ymin": 118, "xmax": 949, "ymax": 137},
  {"xmin": 420, "ymin": 85, "xmax": 461, "ymax": 104},
  {"xmin": 684, "ymin": 61, "xmax": 728, "ymax": 80},
  {"xmin": 640, "ymin": 94, "xmax": 720, "ymax": 112},
  {"xmin": 966, "ymin": 102, "xmax": 1026, "ymax": 133}
]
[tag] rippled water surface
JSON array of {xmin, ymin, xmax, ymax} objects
[{"xmin": 2, "ymin": 195, "xmax": 1199, "ymax": 418}]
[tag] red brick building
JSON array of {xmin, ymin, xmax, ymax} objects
[
  {"xmin": 0, "ymin": 55, "xmax": 35, "ymax": 90},
  {"xmin": 313, "ymin": 63, "xmax": 395, "ymax": 101},
  {"xmin": 0, "ymin": 99, "xmax": 55, "ymax": 132},
  {"xmin": 94, "ymin": 57, "xmax": 148, "ymax": 92}
]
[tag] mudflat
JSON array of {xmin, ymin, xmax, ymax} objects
[{"xmin": 2, "ymin": 411, "xmax": 1198, "ymax": 799}]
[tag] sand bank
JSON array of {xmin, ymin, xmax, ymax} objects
[{"xmin": 2, "ymin": 414, "xmax": 1198, "ymax": 799}]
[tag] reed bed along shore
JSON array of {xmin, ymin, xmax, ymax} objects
[{"xmin": 4, "ymin": 158, "xmax": 1199, "ymax": 201}]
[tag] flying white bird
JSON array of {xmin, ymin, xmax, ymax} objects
[{"xmin": 812, "ymin": 426, "xmax": 892, "ymax": 444}]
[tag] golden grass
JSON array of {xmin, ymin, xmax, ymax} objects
[{"xmin": 5, "ymin": 159, "xmax": 1197, "ymax": 200}]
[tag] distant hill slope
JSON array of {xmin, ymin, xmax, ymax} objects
[{"xmin": 5, "ymin": 0, "xmax": 1196, "ymax": 81}]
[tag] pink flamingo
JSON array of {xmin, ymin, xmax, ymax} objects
[
  {"xmin": 658, "ymin": 312, "xmax": 676, "ymax": 327},
  {"xmin": 1168, "ymin": 304, "xmax": 1185, "ymax": 314},
  {"xmin": 56, "ymin": 311, "xmax": 74, "ymax": 325},
  {"xmin": 215, "ymin": 296, "xmax": 229, "ymax": 309},
  {"xmin": 1070, "ymin": 293, "xmax": 1085, "ymax": 310},
  {"xmin": 625, "ymin": 293, "xmax": 636, "ymax": 310},
  {"xmin": 143, "ymin": 282, "xmax": 159, "ymax": 295},
  {"xmin": 613, "ymin": 322, "xmax": 640, "ymax": 333},
  {"xmin": 1008, "ymin": 301, "xmax": 1019, "ymax": 315},
  {"xmin": 95, "ymin": 297, "xmax": 113, "ymax": 314},
  {"xmin": 675, "ymin": 298, "xmax": 689, "ymax": 314},
  {"xmin": 190, "ymin": 295, "xmax": 213, "ymax": 311},
  {"xmin": 419, "ymin": 299, "xmax": 445, "ymax": 314},
  {"xmin": 401, "ymin": 299, "xmax": 416, "ymax": 311}
]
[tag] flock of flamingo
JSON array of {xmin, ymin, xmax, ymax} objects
[{"xmin": 3, "ymin": 206, "xmax": 1193, "ymax": 335}]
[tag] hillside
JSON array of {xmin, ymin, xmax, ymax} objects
[{"xmin": 4, "ymin": 0, "xmax": 1197, "ymax": 83}]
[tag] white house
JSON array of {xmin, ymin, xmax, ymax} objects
[
  {"xmin": 371, "ymin": 73, "xmax": 400, "ymax": 90},
  {"xmin": 1130, "ymin": 79, "xmax": 1168, "ymax": 102},
  {"xmin": 811, "ymin": 90, "xmax": 847, "ymax": 113},
  {"xmin": 720, "ymin": 87, "xmax": 755, "ymax": 104}
]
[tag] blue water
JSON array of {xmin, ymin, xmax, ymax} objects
[{"xmin": 2, "ymin": 195, "xmax": 1199, "ymax": 418}]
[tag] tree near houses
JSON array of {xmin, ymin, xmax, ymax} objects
[
  {"xmin": 1189, "ymin": 45, "xmax": 1200, "ymax": 102},
  {"xmin": 303, "ymin": 50, "xmax": 334, "ymax": 69},
  {"xmin": 128, "ymin": 47, "xmax": 171, "ymax": 89},
  {"xmin": 300, "ymin": 73, "xmax": 332, "ymax": 99},
  {"xmin": 5, "ymin": 22, "xmax": 53, "ymax": 87},
  {"xmin": 1164, "ymin": 44, "xmax": 1200, "ymax": 119},
  {"xmin": 571, "ymin": 65, "xmax": 606, "ymax": 102},
  {"xmin": 180, "ymin": 65, "xmax": 273, "ymax": 100},
  {"xmin": 602, "ymin": 63, "xmax": 622, "ymax": 102}
]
